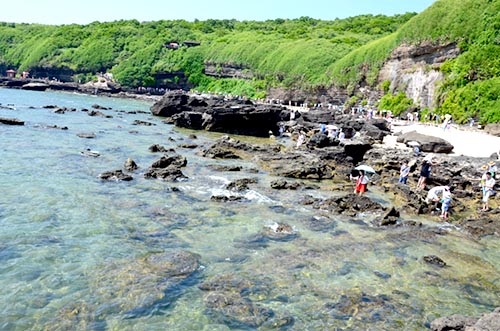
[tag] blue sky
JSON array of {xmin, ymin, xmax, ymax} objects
[{"xmin": 1, "ymin": 0, "xmax": 436, "ymax": 25}]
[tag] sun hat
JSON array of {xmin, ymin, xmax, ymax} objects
[
  {"xmin": 488, "ymin": 160, "xmax": 496, "ymax": 166},
  {"xmin": 481, "ymin": 165, "xmax": 488, "ymax": 170}
]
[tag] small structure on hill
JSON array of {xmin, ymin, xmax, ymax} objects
[
  {"xmin": 6, "ymin": 69, "xmax": 16, "ymax": 78},
  {"xmin": 183, "ymin": 41, "xmax": 201, "ymax": 47}
]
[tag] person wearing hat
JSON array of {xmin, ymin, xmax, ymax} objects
[
  {"xmin": 488, "ymin": 161, "xmax": 497, "ymax": 178},
  {"xmin": 482, "ymin": 172, "xmax": 496, "ymax": 211}
]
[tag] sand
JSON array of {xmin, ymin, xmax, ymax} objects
[{"xmin": 383, "ymin": 121, "xmax": 500, "ymax": 159}]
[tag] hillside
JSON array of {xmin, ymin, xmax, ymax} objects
[
  {"xmin": 0, "ymin": 15, "xmax": 414, "ymax": 95},
  {"xmin": 0, "ymin": 0, "xmax": 499, "ymax": 124},
  {"xmin": 331, "ymin": 0, "xmax": 500, "ymax": 123}
]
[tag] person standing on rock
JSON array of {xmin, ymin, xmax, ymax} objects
[
  {"xmin": 352, "ymin": 170, "xmax": 370, "ymax": 195},
  {"xmin": 296, "ymin": 131, "xmax": 305, "ymax": 149},
  {"xmin": 440, "ymin": 187, "xmax": 452, "ymax": 219},
  {"xmin": 399, "ymin": 160, "xmax": 411, "ymax": 184},
  {"xmin": 482, "ymin": 172, "xmax": 496, "ymax": 211},
  {"xmin": 417, "ymin": 159, "xmax": 432, "ymax": 190}
]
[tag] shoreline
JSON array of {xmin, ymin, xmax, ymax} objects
[{"xmin": 385, "ymin": 120, "xmax": 500, "ymax": 159}]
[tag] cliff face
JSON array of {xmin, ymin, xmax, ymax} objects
[
  {"xmin": 204, "ymin": 62, "xmax": 254, "ymax": 79},
  {"xmin": 378, "ymin": 41, "xmax": 460, "ymax": 109}
]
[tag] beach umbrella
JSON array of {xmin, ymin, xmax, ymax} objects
[{"xmin": 355, "ymin": 164, "xmax": 376, "ymax": 174}]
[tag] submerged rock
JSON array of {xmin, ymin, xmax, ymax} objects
[{"xmin": 98, "ymin": 169, "xmax": 133, "ymax": 181}]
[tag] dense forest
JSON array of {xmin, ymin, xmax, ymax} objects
[{"xmin": 0, "ymin": 0, "xmax": 499, "ymax": 123}]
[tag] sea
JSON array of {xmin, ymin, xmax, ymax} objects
[{"xmin": 1, "ymin": 88, "xmax": 499, "ymax": 331}]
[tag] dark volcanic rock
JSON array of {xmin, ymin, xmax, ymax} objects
[
  {"xmin": 151, "ymin": 91, "xmax": 287, "ymax": 137},
  {"xmin": 397, "ymin": 130, "xmax": 454, "ymax": 153},
  {"xmin": 99, "ymin": 170, "xmax": 133, "ymax": 181},
  {"xmin": 423, "ymin": 255, "xmax": 447, "ymax": 267},
  {"xmin": 124, "ymin": 158, "xmax": 138, "ymax": 171},
  {"xmin": 0, "ymin": 117, "xmax": 24, "ymax": 125}
]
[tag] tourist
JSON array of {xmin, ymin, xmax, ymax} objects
[
  {"xmin": 417, "ymin": 159, "xmax": 432, "ymax": 190},
  {"xmin": 440, "ymin": 187, "xmax": 452, "ymax": 219},
  {"xmin": 488, "ymin": 160, "xmax": 497, "ymax": 178},
  {"xmin": 480, "ymin": 166, "xmax": 489, "ymax": 195},
  {"xmin": 426, "ymin": 185, "xmax": 448, "ymax": 204},
  {"xmin": 296, "ymin": 131, "xmax": 305, "ymax": 149},
  {"xmin": 482, "ymin": 172, "xmax": 496, "ymax": 211},
  {"xmin": 399, "ymin": 160, "xmax": 411, "ymax": 184},
  {"xmin": 352, "ymin": 170, "xmax": 370, "ymax": 195},
  {"xmin": 338, "ymin": 129, "xmax": 345, "ymax": 141}
]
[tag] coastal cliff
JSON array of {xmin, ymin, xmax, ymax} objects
[{"xmin": 378, "ymin": 41, "xmax": 461, "ymax": 109}]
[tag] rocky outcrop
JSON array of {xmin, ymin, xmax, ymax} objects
[
  {"xmin": 0, "ymin": 117, "xmax": 24, "ymax": 125},
  {"xmin": 431, "ymin": 307, "xmax": 500, "ymax": 331},
  {"xmin": 204, "ymin": 61, "xmax": 254, "ymax": 79},
  {"xmin": 396, "ymin": 130, "xmax": 454, "ymax": 153},
  {"xmin": 378, "ymin": 41, "xmax": 461, "ymax": 109},
  {"xmin": 151, "ymin": 91, "xmax": 288, "ymax": 137}
]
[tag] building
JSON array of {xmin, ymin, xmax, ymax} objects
[{"xmin": 6, "ymin": 69, "xmax": 16, "ymax": 78}]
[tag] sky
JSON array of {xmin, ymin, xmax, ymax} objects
[{"xmin": 1, "ymin": 0, "xmax": 437, "ymax": 25}]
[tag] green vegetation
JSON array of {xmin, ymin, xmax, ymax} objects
[
  {"xmin": 0, "ymin": 14, "xmax": 414, "ymax": 94},
  {"xmin": 378, "ymin": 92, "xmax": 415, "ymax": 116},
  {"xmin": 0, "ymin": 0, "xmax": 499, "ymax": 123}
]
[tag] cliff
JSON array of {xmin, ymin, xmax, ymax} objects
[{"xmin": 378, "ymin": 41, "xmax": 460, "ymax": 110}]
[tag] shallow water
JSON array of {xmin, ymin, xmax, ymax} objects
[{"xmin": 1, "ymin": 89, "xmax": 499, "ymax": 330}]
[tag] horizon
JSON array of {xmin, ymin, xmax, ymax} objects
[{"xmin": 1, "ymin": 0, "xmax": 436, "ymax": 25}]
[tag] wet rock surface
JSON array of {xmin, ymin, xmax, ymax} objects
[{"xmin": 431, "ymin": 307, "xmax": 500, "ymax": 331}]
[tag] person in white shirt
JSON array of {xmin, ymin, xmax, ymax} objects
[{"xmin": 482, "ymin": 172, "xmax": 496, "ymax": 211}]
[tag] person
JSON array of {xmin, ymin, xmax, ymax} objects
[
  {"xmin": 440, "ymin": 187, "xmax": 452, "ymax": 219},
  {"xmin": 482, "ymin": 172, "xmax": 496, "ymax": 211},
  {"xmin": 480, "ymin": 166, "xmax": 489, "ymax": 195},
  {"xmin": 338, "ymin": 129, "xmax": 345, "ymax": 141},
  {"xmin": 296, "ymin": 131, "xmax": 305, "ymax": 148},
  {"xmin": 488, "ymin": 161, "xmax": 497, "ymax": 178},
  {"xmin": 290, "ymin": 110, "xmax": 296, "ymax": 121},
  {"xmin": 426, "ymin": 185, "xmax": 447, "ymax": 204},
  {"xmin": 352, "ymin": 170, "xmax": 370, "ymax": 195},
  {"xmin": 399, "ymin": 160, "xmax": 411, "ymax": 184},
  {"xmin": 417, "ymin": 160, "xmax": 432, "ymax": 190}
]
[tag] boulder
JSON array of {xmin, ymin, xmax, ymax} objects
[
  {"xmin": 431, "ymin": 308, "xmax": 500, "ymax": 331},
  {"xmin": 151, "ymin": 91, "xmax": 287, "ymax": 137},
  {"xmin": 397, "ymin": 131, "xmax": 454, "ymax": 153},
  {"xmin": 484, "ymin": 124, "xmax": 500, "ymax": 137},
  {"xmin": 0, "ymin": 117, "xmax": 24, "ymax": 125}
]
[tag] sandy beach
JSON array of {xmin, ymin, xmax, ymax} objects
[{"xmin": 384, "ymin": 121, "xmax": 500, "ymax": 158}]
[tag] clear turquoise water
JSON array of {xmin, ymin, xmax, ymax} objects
[{"xmin": 1, "ymin": 88, "xmax": 499, "ymax": 330}]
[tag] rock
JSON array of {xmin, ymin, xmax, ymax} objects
[
  {"xmin": 261, "ymin": 222, "xmax": 298, "ymax": 241},
  {"xmin": 132, "ymin": 120, "xmax": 155, "ymax": 126},
  {"xmin": 124, "ymin": 158, "xmax": 138, "ymax": 171},
  {"xmin": 21, "ymin": 82, "xmax": 48, "ymax": 91},
  {"xmin": 423, "ymin": 255, "xmax": 447, "ymax": 267},
  {"xmin": 374, "ymin": 206, "xmax": 401, "ymax": 226},
  {"xmin": 484, "ymin": 124, "xmax": 500, "ymax": 137},
  {"xmin": 210, "ymin": 195, "xmax": 244, "ymax": 202},
  {"xmin": 226, "ymin": 178, "xmax": 257, "ymax": 192},
  {"xmin": 99, "ymin": 169, "xmax": 133, "ymax": 181},
  {"xmin": 0, "ymin": 117, "xmax": 24, "ymax": 125},
  {"xmin": 430, "ymin": 314, "xmax": 478, "ymax": 331},
  {"xmin": 151, "ymin": 154, "xmax": 187, "ymax": 169},
  {"xmin": 343, "ymin": 140, "xmax": 372, "ymax": 163},
  {"xmin": 397, "ymin": 131, "xmax": 454, "ymax": 153},
  {"xmin": 270, "ymin": 179, "xmax": 300, "ymax": 190},
  {"xmin": 199, "ymin": 274, "xmax": 275, "ymax": 328},
  {"xmin": 148, "ymin": 144, "xmax": 172, "ymax": 153},
  {"xmin": 151, "ymin": 91, "xmax": 287, "ymax": 137},
  {"xmin": 77, "ymin": 132, "xmax": 96, "ymax": 139},
  {"xmin": 144, "ymin": 154, "xmax": 187, "ymax": 180}
]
